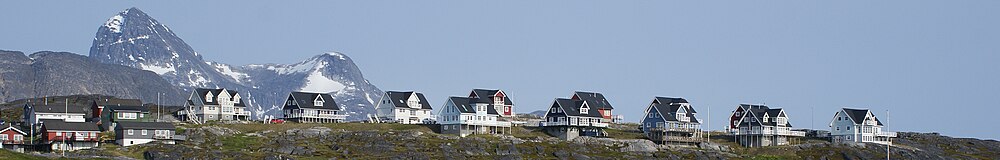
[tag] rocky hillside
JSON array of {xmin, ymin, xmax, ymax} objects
[
  {"xmin": 89, "ymin": 7, "xmax": 383, "ymax": 120},
  {"xmin": 0, "ymin": 50, "xmax": 184, "ymax": 105},
  {"xmin": 6, "ymin": 123, "xmax": 996, "ymax": 160}
]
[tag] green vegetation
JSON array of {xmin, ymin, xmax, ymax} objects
[{"xmin": 0, "ymin": 149, "xmax": 45, "ymax": 160}]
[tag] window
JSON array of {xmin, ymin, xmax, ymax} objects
[
  {"xmin": 0, "ymin": 135, "xmax": 7, "ymax": 141},
  {"xmin": 127, "ymin": 129, "xmax": 134, "ymax": 135},
  {"xmin": 14, "ymin": 135, "xmax": 22, "ymax": 141},
  {"xmin": 142, "ymin": 130, "xmax": 147, "ymax": 135},
  {"xmin": 315, "ymin": 100, "xmax": 324, "ymax": 106},
  {"xmin": 206, "ymin": 94, "xmax": 214, "ymax": 102}
]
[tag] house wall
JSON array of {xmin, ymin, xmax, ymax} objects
[
  {"xmin": 0, "ymin": 130, "xmax": 25, "ymax": 144},
  {"xmin": 440, "ymin": 124, "xmax": 473, "ymax": 136}
]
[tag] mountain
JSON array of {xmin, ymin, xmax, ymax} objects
[
  {"xmin": 88, "ymin": 7, "xmax": 382, "ymax": 120},
  {"xmin": 0, "ymin": 50, "xmax": 184, "ymax": 105}
]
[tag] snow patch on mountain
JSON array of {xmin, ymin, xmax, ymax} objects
[
  {"xmin": 327, "ymin": 52, "xmax": 346, "ymax": 60},
  {"xmin": 139, "ymin": 63, "xmax": 175, "ymax": 75},
  {"xmin": 208, "ymin": 61, "xmax": 249, "ymax": 82},
  {"xmin": 300, "ymin": 61, "xmax": 346, "ymax": 93},
  {"xmin": 266, "ymin": 58, "xmax": 319, "ymax": 75},
  {"xmin": 105, "ymin": 15, "xmax": 124, "ymax": 33}
]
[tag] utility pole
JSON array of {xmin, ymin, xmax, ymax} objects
[
  {"xmin": 887, "ymin": 109, "xmax": 890, "ymax": 160},
  {"xmin": 157, "ymin": 92, "xmax": 161, "ymax": 122},
  {"xmin": 62, "ymin": 99, "xmax": 66, "ymax": 156}
]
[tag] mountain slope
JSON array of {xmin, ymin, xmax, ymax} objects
[
  {"xmin": 0, "ymin": 50, "xmax": 184, "ymax": 104},
  {"xmin": 88, "ymin": 8, "xmax": 382, "ymax": 120}
]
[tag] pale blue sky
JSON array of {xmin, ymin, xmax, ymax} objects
[{"xmin": 2, "ymin": 1, "xmax": 998, "ymax": 140}]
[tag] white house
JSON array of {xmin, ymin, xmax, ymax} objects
[
  {"xmin": 829, "ymin": 108, "xmax": 896, "ymax": 145},
  {"xmin": 23, "ymin": 102, "xmax": 88, "ymax": 128},
  {"xmin": 727, "ymin": 104, "xmax": 805, "ymax": 147},
  {"xmin": 438, "ymin": 89, "xmax": 514, "ymax": 137},
  {"xmin": 178, "ymin": 88, "xmax": 250, "ymax": 123},
  {"xmin": 374, "ymin": 91, "xmax": 433, "ymax": 124},
  {"xmin": 282, "ymin": 92, "xmax": 346, "ymax": 123}
]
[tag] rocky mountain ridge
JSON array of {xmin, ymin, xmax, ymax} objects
[
  {"xmin": 88, "ymin": 7, "xmax": 382, "ymax": 120},
  {"xmin": 0, "ymin": 50, "xmax": 184, "ymax": 105}
]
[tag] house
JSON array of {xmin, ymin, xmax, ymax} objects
[
  {"xmin": 640, "ymin": 97, "xmax": 703, "ymax": 145},
  {"xmin": 91, "ymin": 99, "xmax": 143, "ymax": 122},
  {"xmin": 727, "ymin": 104, "xmax": 805, "ymax": 147},
  {"xmin": 23, "ymin": 103, "xmax": 88, "ymax": 128},
  {"xmin": 281, "ymin": 92, "xmax": 346, "ymax": 123},
  {"xmin": 97, "ymin": 105, "xmax": 153, "ymax": 131},
  {"xmin": 373, "ymin": 91, "xmax": 433, "ymax": 124},
  {"xmin": 0, "ymin": 125, "xmax": 28, "ymax": 152},
  {"xmin": 469, "ymin": 89, "xmax": 515, "ymax": 119},
  {"xmin": 438, "ymin": 89, "xmax": 515, "ymax": 137},
  {"xmin": 40, "ymin": 120, "xmax": 100, "ymax": 151},
  {"xmin": 540, "ymin": 92, "xmax": 611, "ymax": 140},
  {"xmin": 115, "ymin": 122, "xmax": 177, "ymax": 146},
  {"xmin": 571, "ymin": 91, "xmax": 615, "ymax": 123},
  {"xmin": 178, "ymin": 88, "xmax": 250, "ymax": 123},
  {"xmin": 829, "ymin": 108, "xmax": 896, "ymax": 145}
]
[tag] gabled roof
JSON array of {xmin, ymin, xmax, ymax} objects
[
  {"xmin": 93, "ymin": 99, "xmax": 143, "ymax": 106},
  {"xmin": 104, "ymin": 105, "xmax": 149, "ymax": 113},
  {"xmin": 649, "ymin": 97, "xmax": 700, "ymax": 123},
  {"xmin": 470, "ymin": 89, "xmax": 513, "ymax": 105},
  {"xmin": 384, "ymin": 91, "xmax": 433, "ymax": 109},
  {"xmin": 573, "ymin": 91, "xmax": 614, "ymax": 110},
  {"xmin": 288, "ymin": 92, "xmax": 341, "ymax": 110},
  {"xmin": 842, "ymin": 108, "xmax": 883, "ymax": 125},
  {"xmin": 40, "ymin": 120, "xmax": 100, "ymax": 131},
  {"xmin": 0, "ymin": 125, "xmax": 27, "ymax": 135},
  {"xmin": 737, "ymin": 104, "xmax": 792, "ymax": 127},
  {"xmin": 117, "ymin": 122, "xmax": 175, "ymax": 130},
  {"xmin": 448, "ymin": 97, "xmax": 476, "ymax": 113},
  {"xmin": 26, "ymin": 103, "xmax": 88, "ymax": 114},
  {"xmin": 553, "ymin": 98, "xmax": 603, "ymax": 118},
  {"xmin": 193, "ymin": 88, "xmax": 246, "ymax": 107}
]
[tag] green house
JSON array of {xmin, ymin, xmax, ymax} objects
[{"xmin": 98, "ymin": 105, "xmax": 154, "ymax": 131}]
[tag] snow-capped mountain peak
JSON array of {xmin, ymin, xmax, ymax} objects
[{"xmin": 90, "ymin": 7, "xmax": 384, "ymax": 121}]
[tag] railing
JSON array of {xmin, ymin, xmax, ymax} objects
[
  {"xmin": 463, "ymin": 120, "xmax": 512, "ymax": 127},
  {"xmin": 648, "ymin": 127, "xmax": 701, "ymax": 132},
  {"xmin": 539, "ymin": 121, "xmax": 609, "ymax": 127},
  {"xmin": 290, "ymin": 114, "xmax": 348, "ymax": 120},
  {"xmin": 731, "ymin": 128, "xmax": 806, "ymax": 137},
  {"xmin": 875, "ymin": 132, "xmax": 897, "ymax": 137},
  {"xmin": 49, "ymin": 135, "xmax": 98, "ymax": 142},
  {"xmin": 153, "ymin": 134, "xmax": 172, "ymax": 139},
  {"xmin": 661, "ymin": 136, "xmax": 702, "ymax": 142}
]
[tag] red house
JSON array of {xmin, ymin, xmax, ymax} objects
[
  {"xmin": 0, "ymin": 125, "xmax": 28, "ymax": 152},
  {"xmin": 40, "ymin": 120, "xmax": 101, "ymax": 151}
]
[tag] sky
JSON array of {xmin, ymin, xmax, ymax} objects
[{"xmin": 2, "ymin": 1, "xmax": 999, "ymax": 140}]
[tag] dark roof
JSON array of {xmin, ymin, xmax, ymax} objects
[
  {"xmin": 553, "ymin": 98, "xmax": 603, "ymax": 118},
  {"xmin": 470, "ymin": 89, "xmax": 513, "ymax": 105},
  {"xmin": 116, "ymin": 122, "xmax": 175, "ymax": 130},
  {"xmin": 842, "ymin": 108, "xmax": 883, "ymax": 125},
  {"xmin": 27, "ymin": 104, "xmax": 88, "ymax": 114},
  {"xmin": 0, "ymin": 125, "xmax": 27, "ymax": 135},
  {"xmin": 194, "ymin": 88, "xmax": 246, "ymax": 106},
  {"xmin": 573, "ymin": 91, "xmax": 614, "ymax": 109},
  {"xmin": 649, "ymin": 97, "xmax": 700, "ymax": 123},
  {"xmin": 448, "ymin": 97, "xmax": 476, "ymax": 113},
  {"xmin": 288, "ymin": 92, "xmax": 341, "ymax": 110},
  {"xmin": 40, "ymin": 120, "xmax": 100, "ymax": 131},
  {"xmin": 738, "ymin": 104, "xmax": 791, "ymax": 127},
  {"xmin": 93, "ymin": 99, "xmax": 143, "ymax": 106},
  {"xmin": 384, "ymin": 91, "xmax": 433, "ymax": 109},
  {"xmin": 104, "ymin": 105, "xmax": 150, "ymax": 113}
]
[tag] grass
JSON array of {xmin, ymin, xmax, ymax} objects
[
  {"xmin": 604, "ymin": 128, "xmax": 645, "ymax": 139},
  {"xmin": 0, "ymin": 149, "xmax": 46, "ymax": 160},
  {"xmin": 219, "ymin": 134, "xmax": 265, "ymax": 151}
]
